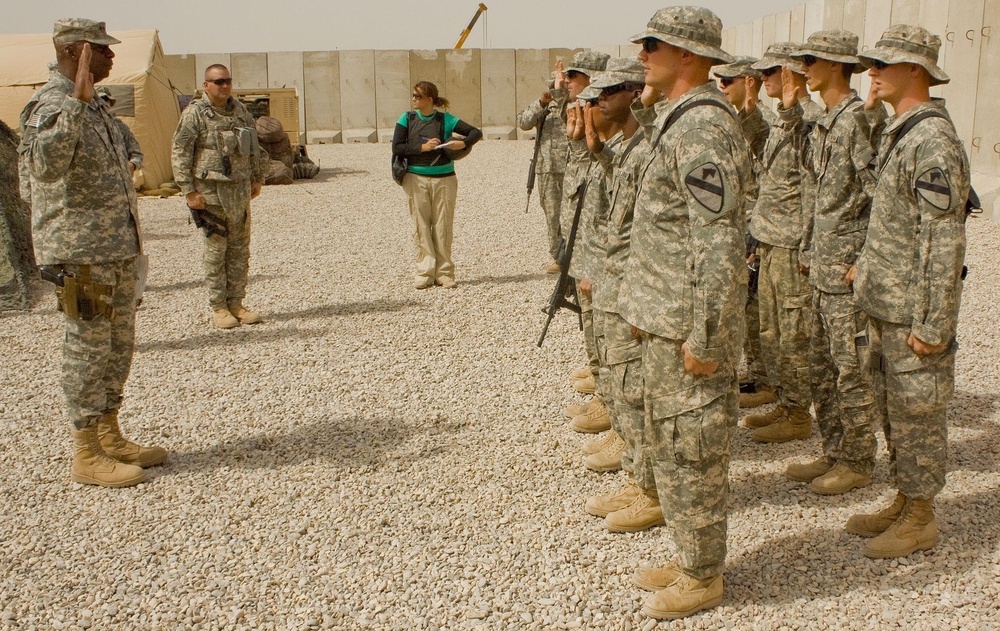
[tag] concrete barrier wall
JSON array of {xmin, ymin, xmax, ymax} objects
[{"xmin": 163, "ymin": 0, "xmax": 998, "ymax": 186}]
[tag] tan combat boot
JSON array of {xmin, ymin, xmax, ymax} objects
[
  {"xmin": 570, "ymin": 400, "xmax": 611, "ymax": 434},
  {"xmin": 582, "ymin": 429, "xmax": 615, "ymax": 455},
  {"xmin": 605, "ymin": 490, "xmax": 665, "ymax": 533},
  {"xmin": 739, "ymin": 383, "xmax": 777, "ymax": 408},
  {"xmin": 809, "ymin": 463, "xmax": 870, "ymax": 495},
  {"xmin": 565, "ymin": 398, "xmax": 598, "ymax": 419},
  {"xmin": 585, "ymin": 480, "xmax": 640, "ymax": 517},
  {"xmin": 227, "ymin": 300, "xmax": 262, "ymax": 324},
  {"xmin": 71, "ymin": 425, "xmax": 146, "ymax": 488},
  {"xmin": 570, "ymin": 366, "xmax": 592, "ymax": 380},
  {"xmin": 786, "ymin": 456, "xmax": 834, "ymax": 482},
  {"xmin": 864, "ymin": 498, "xmax": 938, "ymax": 558},
  {"xmin": 584, "ymin": 432, "xmax": 625, "ymax": 472},
  {"xmin": 573, "ymin": 374, "xmax": 597, "ymax": 394},
  {"xmin": 98, "ymin": 411, "xmax": 168, "ymax": 468},
  {"xmin": 213, "ymin": 307, "xmax": 240, "ymax": 329},
  {"xmin": 845, "ymin": 492, "xmax": 907, "ymax": 537},
  {"xmin": 752, "ymin": 406, "xmax": 811, "ymax": 443},
  {"xmin": 545, "ymin": 260, "xmax": 561, "ymax": 275},
  {"xmin": 742, "ymin": 404, "xmax": 787, "ymax": 429},
  {"xmin": 642, "ymin": 573, "xmax": 723, "ymax": 620},
  {"xmin": 633, "ymin": 560, "xmax": 682, "ymax": 591}
]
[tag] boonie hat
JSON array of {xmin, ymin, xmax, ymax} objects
[
  {"xmin": 791, "ymin": 29, "xmax": 866, "ymax": 73},
  {"xmin": 858, "ymin": 24, "xmax": 949, "ymax": 86},
  {"xmin": 590, "ymin": 58, "xmax": 645, "ymax": 89},
  {"xmin": 565, "ymin": 51, "xmax": 611, "ymax": 77},
  {"xmin": 630, "ymin": 6, "xmax": 734, "ymax": 66},
  {"xmin": 714, "ymin": 56, "xmax": 761, "ymax": 79},
  {"xmin": 52, "ymin": 18, "xmax": 121, "ymax": 46},
  {"xmin": 752, "ymin": 42, "xmax": 806, "ymax": 74}
]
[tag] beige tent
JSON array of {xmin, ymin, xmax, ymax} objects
[{"xmin": 0, "ymin": 29, "xmax": 179, "ymax": 189}]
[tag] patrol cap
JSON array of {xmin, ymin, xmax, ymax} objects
[
  {"xmin": 52, "ymin": 18, "xmax": 121, "ymax": 46},
  {"xmin": 565, "ymin": 51, "xmax": 611, "ymax": 77},
  {"xmin": 577, "ymin": 86, "xmax": 601, "ymax": 101},
  {"xmin": 752, "ymin": 42, "xmax": 806, "ymax": 74},
  {"xmin": 589, "ymin": 58, "xmax": 645, "ymax": 89},
  {"xmin": 858, "ymin": 24, "xmax": 949, "ymax": 86},
  {"xmin": 713, "ymin": 56, "xmax": 762, "ymax": 79},
  {"xmin": 790, "ymin": 29, "xmax": 866, "ymax": 73},
  {"xmin": 630, "ymin": 6, "xmax": 734, "ymax": 66}
]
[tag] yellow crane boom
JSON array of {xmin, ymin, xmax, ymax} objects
[{"xmin": 454, "ymin": 3, "xmax": 488, "ymax": 49}]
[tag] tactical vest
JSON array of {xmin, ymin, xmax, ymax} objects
[
  {"xmin": 192, "ymin": 98, "xmax": 259, "ymax": 182},
  {"xmin": 406, "ymin": 112, "xmax": 453, "ymax": 168}
]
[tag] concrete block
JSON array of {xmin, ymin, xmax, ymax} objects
[
  {"xmin": 231, "ymin": 53, "xmax": 267, "ymax": 89},
  {"xmin": 375, "ymin": 50, "xmax": 410, "ymax": 136},
  {"xmin": 304, "ymin": 51, "xmax": 341, "ymax": 142},
  {"xmin": 268, "ymin": 51, "xmax": 305, "ymax": 139},
  {"xmin": 481, "ymin": 49, "xmax": 516, "ymax": 128},
  {"xmin": 804, "ymin": 1, "xmax": 824, "ymax": 38},
  {"xmin": 342, "ymin": 128, "xmax": 377, "ymax": 143},
  {"xmin": 516, "ymin": 129, "xmax": 537, "ymax": 141},
  {"xmin": 752, "ymin": 17, "xmax": 765, "ymax": 57},
  {"xmin": 762, "ymin": 14, "xmax": 777, "ymax": 52},
  {"xmin": 339, "ymin": 50, "xmax": 377, "ymax": 134},
  {"xmin": 890, "ymin": 0, "xmax": 921, "ymax": 24},
  {"xmin": 972, "ymin": 0, "xmax": 1000, "ymax": 175},
  {"xmin": 939, "ymin": 0, "xmax": 985, "ymax": 153},
  {"xmin": 823, "ymin": 0, "xmax": 845, "ymax": 30},
  {"xmin": 515, "ymin": 49, "xmax": 550, "ymax": 117},
  {"xmin": 620, "ymin": 44, "xmax": 641, "ymax": 59},
  {"xmin": 378, "ymin": 130, "xmax": 395, "ymax": 143},
  {"xmin": 774, "ymin": 11, "xmax": 792, "ymax": 42},
  {"xmin": 590, "ymin": 45, "xmax": 619, "ymax": 58},
  {"xmin": 482, "ymin": 126, "xmax": 516, "ymax": 140},
  {"xmin": 446, "ymin": 48, "xmax": 482, "ymax": 127},
  {"xmin": 790, "ymin": 4, "xmax": 807, "ymax": 42},
  {"xmin": 306, "ymin": 130, "xmax": 342, "ymax": 144},
  {"xmin": 194, "ymin": 53, "xmax": 231, "ymax": 78},
  {"xmin": 736, "ymin": 23, "xmax": 753, "ymax": 56},
  {"xmin": 409, "ymin": 49, "xmax": 446, "ymax": 89},
  {"xmin": 858, "ymin": 0, "xmax": 891, "ymax": 99}
]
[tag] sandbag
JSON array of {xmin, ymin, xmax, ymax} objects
[
  {"xmin": 293, "ymin": 162, "xmax": 320, "ymax": 179},
  {"xmin": 264, "ymin": 160, "xmax": 293, "ymax": 185},
  {"xmin": 255, "ymin": 116, "xmax": 287, "ymax": 144}
]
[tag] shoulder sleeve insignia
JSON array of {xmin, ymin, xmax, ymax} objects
[
  {"xmin": 915, "ymin": 167, "xmax": 952, "ymax": 211},
  {"xmin": 684, "ymin": 162, "xmax": 724, "ymax": 213}
]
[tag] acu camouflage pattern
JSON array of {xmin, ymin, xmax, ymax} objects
[
  {"xmin": 621, "ymin": 81, "xmax": 750, "ymax": 580},
  {"xmin": 19, "ymin": 70, "xmax": 141, "ymax": 430},
  {"xmin": 172, "ymin": 94, "xmax": 268, "ymax": 308},
  {"xmin": 571, "ymin": 132, "xmax": 620, "ymax": 285},
  {"xmin": 516, "ymin": 92, "xmax": 569, "ymax": 175},
  {"xmin": 856, "ymin": 99, "xmax": 968, "ymax": 500},
  {"xmin": 19, "ymin": 72, "xmax": 140, "ymax": 265}
]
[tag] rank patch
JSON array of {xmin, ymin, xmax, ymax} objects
[
  {"xmin": 684, "ymin": 163, "xmax": 724, "ymax": 213},
  {"xmin": 915, "ymin": 167, "xmax": 951, "ymax": 211}
]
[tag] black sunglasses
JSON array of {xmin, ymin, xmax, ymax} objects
[
  {"xmin": 870, "ymin": 59, "xmax": 890, "ymax": 71},
  {"xmin": 601, "ymin": 84, "xmax": 634, "ymax": 97},
  {"xmin": 642, "ymin": 38, "xmax": 660, "ymax": 54},
  {"xmin": 719, "ymin": 77, "xmax": 736, "ymax": 87},
  {"xmin": 761, "ymin": 67, "xmax": 780, "ymax": 77},
  {"xmin": 565, "ymin": 70, "xmax": 583, "ymax": 80},
  {"xmin": 208, "ymin": 78, "xmax": 233, "ymax": 86},
  {"xmin": 802, "ymin": 55, "xmax": 818, "ymax": 67}
]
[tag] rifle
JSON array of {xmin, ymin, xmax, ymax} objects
[
  {"xmin": 537, "ymin": 180, "xmax": 588, "ymax": 347},
  {"xmin": 525, "ymin": 109, "xmax": 549, "ymax": 213}
]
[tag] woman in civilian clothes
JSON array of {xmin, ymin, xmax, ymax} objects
[{"xmin": 391, "ymin": 81, "xmax": 482, "ymax": 289}]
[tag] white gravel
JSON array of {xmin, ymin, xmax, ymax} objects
[{"xmin": 2, "ymin": 141, "xmax": 999, "ymax": 630}]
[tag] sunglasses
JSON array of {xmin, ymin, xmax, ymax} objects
[
  {"xmin": 411, "ymin": 93, "xmax": 426, "ymax": 99},
  {"xmin": 802, "ymin": 55, "xmax": 818, "ymax": 67},
  {"xmin": 719, "ymin": 77, "xmax": 736, "ymax": 87},
  {"xmin": 565, "ymin": 70, "xmax": 583, "ymax": 80},
  {"xmin": 601, "ymin": 84, "xmax": 634, "ymax": 97},
  {"xmin": 870, "ymin": 59, "xmax": 891, "ymax": 71},
  {"xmin": 208, "ymin": 78, "xmax": 233, "ymax": 86},
  {"xmin": 642, "ymin": 38, "xmax": 660, "ymax": 54},
  {"xmin": 761, "ymin": 67, "xmax": 780, "ymax": 77}
]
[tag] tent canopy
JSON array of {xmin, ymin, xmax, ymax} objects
[{"xmin": 0, "ymin": 29, "xmax": 180, "ymax": 189}]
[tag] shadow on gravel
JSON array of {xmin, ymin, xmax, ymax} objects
[
  {"xmin": 308, "ymin": 167, "xmax": 369, "ymax": 182},
  {"xmin": 145, "ymin": 273, "xmax": 287, "ymax": 293},
  {"xmin": 459, "ymin": 272, "xmax": 547, "ymax": 288},
  {"xmin": 265, "ymin": 298, "xmax": 419, "ymax": 322},
  {"xmin": 161, "ymin": 414, "xmax": 464, "ymax": 474},
  {"xmin": 136, "ymin": 325, "xmax": 328, "ymax": 353},
  {"xmin": 726, "ymin": 490, "xmax": 997, "ymax": 607},
  {"xmin": 142, "ymin": 231, "xmax": 191, "ymax": 242}
]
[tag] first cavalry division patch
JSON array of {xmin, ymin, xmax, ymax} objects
[
  {"xmin": 915, "ymin": 167, "xmax": 952, "ymax": 211},
  {"xmin": 684, "ymin": 163, "xmax": 724, "ymax": 213}
]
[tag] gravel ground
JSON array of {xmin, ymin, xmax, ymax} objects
[{"xmin": 2, "ymin": 141, "xmax": 999, "ymax": 630}]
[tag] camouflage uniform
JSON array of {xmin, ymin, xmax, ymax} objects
[
  {"xmin": 19, "ymin": 66, "xmax": 141, "ymax": 430},
  {"xmin": 171, "ymin": 93, "xmax": 267, "ymax": 309},
  {"xmin": 516, "ymin": 90, "xmax": 568, "ymax": 261},
  {"xmin": 620, "ymin": 76, "xmax": 751, "ymax": 579},
  {"xmin": 855, "ymin": 44, "xmax": 968, "ymax": 500},
  {"xmin": 749, "ymin": 46, "xmax": 825, "ymax": 412},
  {"xmin": 788, "ymin": 33, "xmax": 885, "ymax": 476}
]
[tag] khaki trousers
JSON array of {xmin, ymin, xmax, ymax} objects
[{"xmin": 403, "ymin": 173, "xmax": 458, "ymax": 283}]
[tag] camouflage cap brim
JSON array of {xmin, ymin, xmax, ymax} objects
[
  {"xmin": 790, "ymin": 47, "xmax": 865, "ymax": 73},
  {"xmin": 577, "ymin": 86, "xmax": 601, "ymax": 101},
  {"xmin": 590, "ymin": 70, "xmax": 645, "ymax": 89},
  {"xmin": 858, "ymin": 47, "xmax": 950, "ymax": 86},
  {"xmin": 751, "ymin": 57, "xmax": 806, "ymax": 74}
]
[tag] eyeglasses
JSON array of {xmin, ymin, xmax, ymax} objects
[
  {"xmin": 565, "ymin": 70, "xmax": 583, "ymax": 80},
  {"xmin": 642, "ymin": 38, "xmax": 660, "ymax": 54},
  {"xmin": 802, "ymin": 55, "xmax": 818, "ymax": 67},
  {"xmin": 208, "ymin": 78, "xmax": 233, "ymax": 86},
  {"xmin": 411, "ymin": 93, "xmax": 426, "ymax": 99},
  {"xmin": 761, "ymin": 67, "xmax": 780, "ymax": 77},
  {"xmin": 870, "ymin": 59, "xmax": 890, "ymax": 71},
  {"xmin": 601, "ymin": 84, "xmax": 633, "ymax": 97},
  {"xmin": 718, "ymin": 77, "xmax": 736, "ymax": 87}
]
